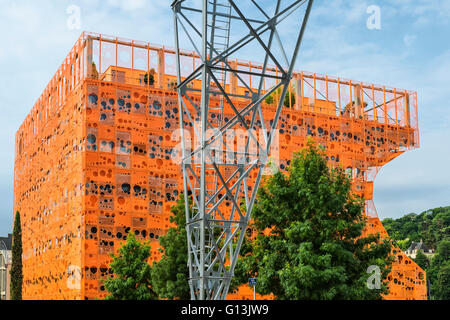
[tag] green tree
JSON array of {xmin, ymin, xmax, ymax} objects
[
  {"xmin": 91, "ymin": 62, "xmax": 99, "ymax": 79},
  {"xmin": 10, "ymin": 211, "xmax": 23, "ymax": 300},
  {"xmin": 413, "ymin": 250, "xmax": 430, "ymax": 270},
  {"xmin": 381, "ymin": 206, "xmax": 450, "ymax": 251},
  {"xmin": 429, "ymin": 210, "xmax": 450, "ymax": 249},
  {"xmin": 428, "ymin": 239, "xmax": 450, "ymax": 299},
  {"xmin": 237, "ymin": 140, "xmax": 394, "ymax": 300},
  {"xmin": 144, "ymin": 69, "xmax": 155, "ymax": 86},
  {"xmin": 104, "ymin": 232, "xmax": 157, "ymax": 300},
  {"xmin": 395, "ymin": 238, "xmax": 411, "ymax": 251},
  {"xmin": 151, "ymin": 195, "xmax": 241, "ymax": 299},
  {"xmin": 151, "ymin": 195, "xmax": 190, "ymax": 299},
  {"xmin": 265, "ymin": 87, "xmax": 295, "ymax": 108},
  {"xmin": 433, "ymin": 262, "xmax": 450, "ymax": 300}
]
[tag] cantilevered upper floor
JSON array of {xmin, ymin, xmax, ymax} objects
[{"xmin": 15, "ymin": 31, "xmax": 419, "ymax": 162}]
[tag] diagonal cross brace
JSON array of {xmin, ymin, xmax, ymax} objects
[{"xmin": 173, "ymin": 0, "xmax": 314, "ymax": 300}]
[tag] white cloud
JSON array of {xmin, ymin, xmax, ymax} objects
[
  {"xmin": 403, "ymin": 34, "xmax": 416, "ymax": 47},
  {"xmin": 390, "ymin": 0, "xmax": 450, "ymax": 27},
  {"xmin": 4, "ymin": 2, "xmax": 41, "ymax": 27},
  {"xmin": 106, "ymin": 0, "xmax": 147, "ymax": 11}
]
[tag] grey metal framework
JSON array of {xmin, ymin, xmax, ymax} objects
[{"xmin": 171, "ymin": 0, "xmax": 314, "ymax": 300}]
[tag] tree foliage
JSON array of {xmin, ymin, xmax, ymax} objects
[
  {"xmin": 151, "ymin": 194, "xmax": 241, "ymax": 299},
  {"xmin": 151, "ymin": 195, "xmax": 190, "ymax": 299},
  {"xmin": 91, "ymin": 62, "xmax": 99, "ymax": 79},
  {"xmin": 144, "ymin": 68, "xmax": 155, "ymax": 86},
  {"xmin": 382, "ymin": 207, "xmax": 450, "ymax": 250},
  {"xmin": 413, "ymin": 250, "xmax": 430, "ymax": 270},
  {"xmin": 236, "ymin": 140, "xmax": 394, "ymax": 300},
  {"xmin": 427, "ymin": 239, "xmax": 450, "ymax": 299},
  {"xmin": 10, "ymin": 211, "xmax": 23, "ymax": 300},
  {"xmin": 395, "ymin": 238, "xmax": 412, "ymax": 251},
  {"xmin": 433, "ymin": 262, "xmax": 450, "ymax": 300},
  {"xmin": 104, "ymin": 232, "xmax": 157, "ymax": 300},
  {"xmin": 265, "ymin": 87, "xmax": 296, "ymax": 108}
]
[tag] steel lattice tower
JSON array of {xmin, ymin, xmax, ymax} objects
[{"xmin": 172, "ymin": 0, "xmax": 314, "ymax": 300}]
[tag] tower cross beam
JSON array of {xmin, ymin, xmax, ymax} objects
[{"xmin": 173, "ymin": 0, "xmax": 314, "ymax": 300}]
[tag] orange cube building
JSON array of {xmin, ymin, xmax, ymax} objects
[{"xmin": 13, "ymin": 32, "xmax": 425, "ymax": 300}]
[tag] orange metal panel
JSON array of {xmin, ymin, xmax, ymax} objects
[{"xmin": 13, "ymin": 32, "xmax": 424, "ymax": 300}]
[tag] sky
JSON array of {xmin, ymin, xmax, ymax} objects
[{"xmin": 0, "ymin": 0, "xmax": 449, "ymax": 235}]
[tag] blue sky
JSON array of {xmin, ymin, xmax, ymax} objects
[{"xmin": 0, "ymin": 0, "xmax": 449, "ymax": 235}]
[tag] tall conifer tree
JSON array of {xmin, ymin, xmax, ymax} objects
[{"xmin": 10, "ymin": 211, "xmax": 23, "ymax": 300}]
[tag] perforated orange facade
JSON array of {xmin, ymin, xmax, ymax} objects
[{"xmin": 13, "ymin": 32, "xmax": 425, "ymax": 300}]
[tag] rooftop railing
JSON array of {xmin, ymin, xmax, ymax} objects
[{"xmin": 16, "ymin": 32, "xmax": 419, "ymax": 152}]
